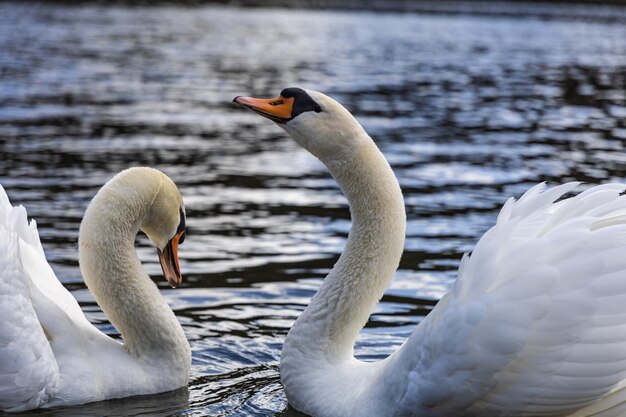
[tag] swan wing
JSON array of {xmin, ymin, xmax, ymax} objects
[
  {"xmin": 0, "ymin": 187, "xmax": 62, "ymax": 411},
  {"xmin": 0, "ymin": 186, "xmax": 104, "ymax": 411},
  {"xmin": 385, "ymin": 182, "xmax": 626, "ymax": 416}
]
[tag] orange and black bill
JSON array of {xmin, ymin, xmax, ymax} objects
[
  {"xmin": 157, "ymin": 229, "xmax": 185, "ymax": 288},
  {"xmin": 233, "ymin": 95, "xmax": 295, "ymax": 124}
]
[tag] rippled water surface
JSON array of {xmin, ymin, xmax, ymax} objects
[{"xmin": 1, "ymin": 3, "xmax": 626, "ymax": 416}]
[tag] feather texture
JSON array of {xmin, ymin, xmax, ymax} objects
[
  {"xmin": 0, "ymin": 188, "xmax": 60, "ymax": 411},
  {"xmin": 382, "ymin": 183, "xmax": 626, "ymax": 417}
]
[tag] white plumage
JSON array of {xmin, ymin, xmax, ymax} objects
[
  {"xmin": 235, "ymin": 88, "xmax": 626, "ymax": 417},
  {"xmin": 0, "ymin": 200, "xmax": 60, "ymax": 411},
  {"xmin": 382, "ymin": 181, "xmax": 626, "ymax": 417},
  {"xmin": 0, "ymin": 168, "xmax": 190, "ymax": 412}
]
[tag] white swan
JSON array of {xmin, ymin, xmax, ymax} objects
[
  {"xmin": 235, "ymin": 88, "xmax": 626, "ymax": 417},
  {"xmin": 0, "ymin": 167, "xmax": 190, "ymax": 412}
]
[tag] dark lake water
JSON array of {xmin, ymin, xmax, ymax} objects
[{"xmin": 1, "ymin": 2, "xmax": 625, "ymax": 416}]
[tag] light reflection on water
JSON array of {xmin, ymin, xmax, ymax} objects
[{"xmin": 1, "ymin": 3, "xmax": 625, "ymax": 416}]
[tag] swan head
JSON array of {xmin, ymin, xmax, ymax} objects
[
  {"xmin": 234, "ymin": 88, "xmax": 368, "ymax": 162},
  {"xmin": 93, "ymin": 167, "xmax": 187, "ymax": 288},
  {"xmin": 136, "ymin": 169, "xmax": 187, "ymax": 288}
]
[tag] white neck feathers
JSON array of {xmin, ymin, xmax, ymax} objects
[
  {"xmin": 283, "ymin": 135, "xmax": 406, "ymax": 364},
  {"xmin": 78, "ymin": 169, "xmax": 189, "ymax": 368}
]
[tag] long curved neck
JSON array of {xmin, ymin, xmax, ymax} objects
[
  {"xmin": 285, "ymin": 137, "xmax": 406, "ymax": 363},
  {"xmin": 78, "ymin": 182, "xmax": 189, "ymax": 367}
]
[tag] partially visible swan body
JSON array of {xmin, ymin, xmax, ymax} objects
[
  {"xmin": 235, "ymin": 89, "xmax": 626, "ymax": 417},
  {"xmin": 0, "ymin": 167, "xmax": 190, "ymax": 412}
]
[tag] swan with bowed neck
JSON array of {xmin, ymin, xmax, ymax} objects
[
  {"xmin": 235, "ymin": 88, "xmax": 626, "ymax": 417},
  {"xmin": 0, "ymin": 167, "xmax": 190, "ymax": 412}
]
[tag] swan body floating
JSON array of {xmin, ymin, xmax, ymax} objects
[
  {"xmin": 0, "ymin": 167, "xmax": 190, "ymax": 412},
  {"xmin": 235, "ymin": 89, "xmax": 626, "ymax": 417}
]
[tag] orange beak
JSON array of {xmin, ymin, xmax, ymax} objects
[
  {"xmin": 233, "ymin": 95, "xmax": 295, "ymax": 123},
  {"xmin": 157, "ymin": 230, "xmax": 185, "ymax": 288}
]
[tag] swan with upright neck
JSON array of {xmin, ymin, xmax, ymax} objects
[
  {"xmin": 235, "ymin": 88, "xmax": 626, "ymax": 417},
  {"xmin": 0, "ymin": 167, "xmax": 190, "ymax": 412}
]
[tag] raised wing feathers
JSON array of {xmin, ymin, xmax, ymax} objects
[
  {"xmin": 0, "ymin": 188, "xmax": 60, "ymax": 411},
  {"xmin": 386, "ymin": 183, "xmax": 626, "ymax": 417}
]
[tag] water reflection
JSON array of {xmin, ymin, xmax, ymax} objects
[
  {"xmin": 0, "ymin": 3, "xmax": 625, "ymax": 416},
  {"xmin": 11, "ymin": 389, "xmax": 189, "ymax": 417}
]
